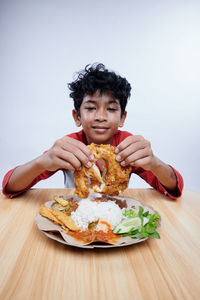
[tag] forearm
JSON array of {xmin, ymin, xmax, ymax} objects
[
  {"xmin": 5, "ymin": 155, "xmax": 47, "ymax": 193},
  {"xmin": 149, "ymin": 156, "xmax": 177, "ymax": 192}
]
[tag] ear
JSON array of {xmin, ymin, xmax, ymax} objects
[
  {"xmin": 72, "ymin": 109, "xmax": 82, "ymax": 127},
  {"xmin": 119, "ymin": 111, "xmax": 127, "ymax": 127}
]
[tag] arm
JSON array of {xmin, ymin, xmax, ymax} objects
[
  {"xmin": 115, "ymin": 135, "xmax": 183, "ymax": 197},
  {"xmin": 4, "ymin": 136, "xmax": 94, "ymax": 195},
  {"xmin": 4, "ymin": 157, "xmax": 54, "ymax": 194},
  {"xmin": 140, "ymin": 156, "xmax": 177, "ymax": 192}
]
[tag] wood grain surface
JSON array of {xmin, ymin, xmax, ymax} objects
[{"xmin": 0, "ymin": 188, "xmax": 200, "ymax": 300}]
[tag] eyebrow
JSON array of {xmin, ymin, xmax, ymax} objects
[
  {"xmin": 108, "ymin": 100, "xmax": 120, "ymax": 105},
  {"xmin": 84, "ymin": 99, "xmax": 120, "ymax": 105},
  {"xmin": 84, "ymin": 100, "xmax": 96, "ymax": 104}
]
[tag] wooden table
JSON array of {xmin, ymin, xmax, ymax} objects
[{"xmin": 0, "ymin": 188, "xmax": 200, "ymax": 300}]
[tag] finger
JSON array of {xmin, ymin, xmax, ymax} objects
[
  {"xmin": 55, "ymin": 137, "xmax": 94, "ymax": 167},
  {"xmin": 131, "ymin": 156, "xmax": 152, "ymax": 168},
  {"xmin": 115, "ymin": 135, "xmax": 143, "ymax": 154},
  {"xmin": 61, "ymin": 149, "xmax": 93, "ymax": 170},
  {"xmin": 52, "ymin": 156, "xmax": 76, "ymax": 171},
  {"xmin": 120, "ymin": 148, "xmax": 150, "ymax": 167},
  {"xmin": 116, "ymin": 141, "xmax": 146, "ymax": 162},
  {"xmin": 61, "ymin": 145, "xmax": 93, "ymax": 168},
  {"xmin": 62, "ymin": 137, "xmax": 93, "ymax": 159},
  {"xmin": 57, "ymin": 149, "xmax": 83, "ymax": 170}
]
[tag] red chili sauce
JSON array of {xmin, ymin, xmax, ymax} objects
[{"xmin": 67, "ymin": 220, "xmax": 120, "ymax": 244}]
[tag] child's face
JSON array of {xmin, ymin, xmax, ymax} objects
[{"xmin": 73, "ymin": 90, "xmax": 126, "ymax": 144}]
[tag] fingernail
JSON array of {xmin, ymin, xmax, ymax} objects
[
  {"xmin": 115, "ymin": 147, "xmax": 119, "ymax": 154},
  {"xmin": 116, "ymin": 155, "xmax": 121, "ymax": 161},
  {"xmin": 121, "ymin": 161, "xmax": 126, "ymax": 166},
  {"xmin": 86, "ymin": 161, "xmax": 92, "ymax": 168},
  {"xmin": 90, "ymin": 154, "xmax": 94, "ymax": 160}
]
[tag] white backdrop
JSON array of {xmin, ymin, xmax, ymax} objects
[{"xmin": 1, "ymin": 0, "xmax": 200, "ymax": 192}]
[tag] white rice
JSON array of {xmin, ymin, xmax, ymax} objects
[{"xmin": 71, "ymin": 199, "xmax": 123, "ymax": 231}]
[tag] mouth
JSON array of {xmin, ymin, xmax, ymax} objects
[{"xmin": 92, "ymin": 126, "xmax": 109, "ymax": 133}]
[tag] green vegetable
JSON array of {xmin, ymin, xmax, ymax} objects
[
  {"xmin": 113, "ymin": 206, "xmax": 161, "ymax": 239},
  {"xmin": 123, "ymin": 209, "xmax": 138, "ymax": 218},
  {"xmin": 113, "ymin": 217, "xmax": 141, "ymax": 234}
]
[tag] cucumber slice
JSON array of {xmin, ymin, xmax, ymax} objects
[{"xmin": 113, "ymin": 217, "xmax": 142, "ymax": 234}]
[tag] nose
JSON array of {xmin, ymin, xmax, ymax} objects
[{"xmin": 95, "ymin": 108, "xmax": 107, "ymax": 121}]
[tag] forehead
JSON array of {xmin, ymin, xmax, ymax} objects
[{"xmin": 82, "ymin": 91, "xmax": 120, "ymax": 105}]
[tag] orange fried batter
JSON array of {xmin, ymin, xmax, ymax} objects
[
  {"xmin": 74, "ymin": 143, "xmax": 132, "ymax": 198},
  {"xmin": 39, "ymin": 205, "xmax": 80, "ymax": 231},
  {"xmin": 40, "ymin": 205, "xmax": 59, "ymax": 224}
]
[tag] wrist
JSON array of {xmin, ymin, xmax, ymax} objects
[
  {"xmin": 35, "ymin": 155, "xmax": 48, "ymax": 173},
  {"xmin": 148, "ymin": 156, "xmax": 161, "ymax": 173}
]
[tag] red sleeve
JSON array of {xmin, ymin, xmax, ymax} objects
[
  {"xmin": 2, "ymin": 131, "xmax": 85, "ymax": 199},
  {"xmin": 67, "ymin": 130, "xmax": 88, "ymax": 144},
  {"xmin": 112, "ymin": 130, "xmax": 133, "ymax": 145},
  {"xmin": 133, "ymin": 165, "xmax": 184, "ymax": 199},
  {"xmin": 113, "ymin": 130, "xmax": 184, "ymax": 199},
  {"xmin": 2, "ymin": 167, "xmax": 56, "ymax": 198}
]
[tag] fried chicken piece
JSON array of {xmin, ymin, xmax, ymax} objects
[
  {"xmin": 74, "ymin": 143, "xmax": 132, "ymax": 198},
  {"xmin": 74, "ymin": 167, "xmax": 91, "ymax": 198},
  {"xmin": 74, "ymin": 155, "xmax": 104, "ymax": 198},
  {"xmin": 39, "ymin": 205, "xmax": 80, "ymax": 231}
]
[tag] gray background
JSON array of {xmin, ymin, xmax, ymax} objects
[{"xmin": 1, "ymin": 0, "xmax": 200, "ymax": 192}]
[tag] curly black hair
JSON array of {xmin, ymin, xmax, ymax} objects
[{"xmin": 68, "ymin": 63, "xmax": 131, "ymax": 116}]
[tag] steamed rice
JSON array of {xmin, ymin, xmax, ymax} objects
[{"xmin": 71, "ymin": 199, "xmax": 123, "ymax": 231}]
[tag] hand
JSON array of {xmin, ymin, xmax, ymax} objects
[
  {"xmin": 115, "ymin": 135, "xmax": 156, "ymax": 171},
  {"xmin": 39, "ymin": 136, "xmax": 94, "ymax": 172}
]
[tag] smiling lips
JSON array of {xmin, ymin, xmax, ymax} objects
[{"xmin": 92, "ymin": 126, "xmax": 109, "ymax": 132}]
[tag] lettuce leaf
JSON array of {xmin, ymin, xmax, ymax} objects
[{"xmin": 115, "ymin": 206, "xmax": 161, "ymax": 239}]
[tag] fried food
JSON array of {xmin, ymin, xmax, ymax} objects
[
  {"xmin": 51, "ymin": 197, "xmax": 78, "ymax": 215},
  {"xmin": 40, "ymin": 205, "xmax": 59, "ymax": 224},
  {"xmin": 54, "ymin": 195, "xmax": 69, "ymax": 207},
  {"xmin": 39, "ymin": 196, "xmax": 121, "ymax": 244},
  {"xmin": 74, "ymin": 143, "xmax": 132, "ymax": 198},
  {"xmin": 73, "ymin": 168, "xmax": 91, "ymax": 198},
  {"xmin": 51, "ymin": 210, "xmax": 80, "ymax": 231},
  {"xmin": 40, "ymin": 205, "xmax": 80, "ymax": 231}
]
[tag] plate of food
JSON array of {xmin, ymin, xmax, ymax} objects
[
  {"xmin": 36, "ymin": 144, "xmax": 161, "ymax": 249},
  {"xmin": 36, "ymin": 194, "xmax": 161, "ymax": 249}
]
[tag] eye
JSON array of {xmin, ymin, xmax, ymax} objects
[
  {"xmin": 85, "ymin": 107, "xmax": 96, "ymax": 111},
  {"xmin": 107, "ymin": 108, "xmax": 118, "ymax": 112}
]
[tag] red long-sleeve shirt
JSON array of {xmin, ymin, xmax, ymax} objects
[{"xmin": 2, "ymin": 130, "xmax": 184, "ymax": 199}]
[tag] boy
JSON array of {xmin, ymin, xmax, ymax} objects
[{"xmin": 2, "ymin": 63, "xmax": 183, "ymax": 199}]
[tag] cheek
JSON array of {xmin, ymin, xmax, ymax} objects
[
  {"xmin": 82, "ymin": 114, "xmax": 92, "ymax": 123},
  {"xmin": 80, "ymin": 115, "xmax": 93, "ymax": 128},
  {"xmin": 111, "ymin": 115, "xmax": 122, "ymax": 126}
]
